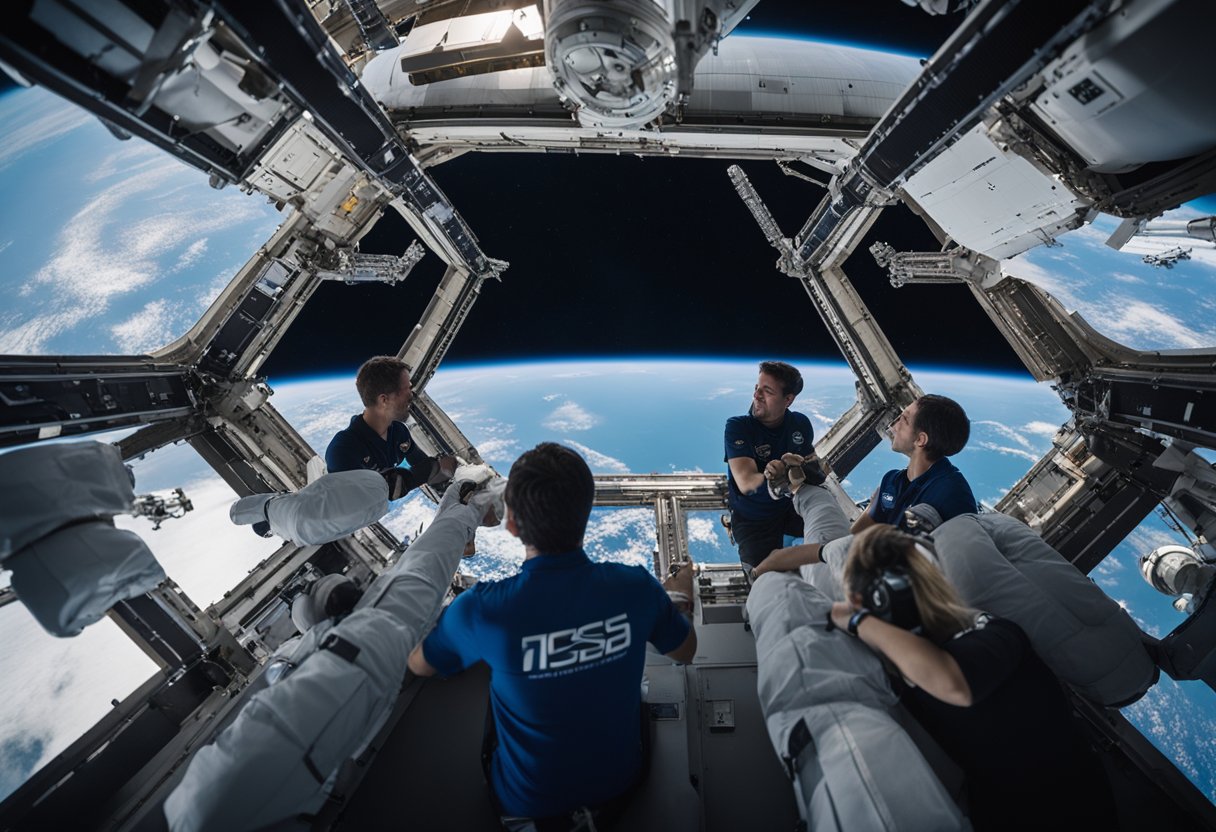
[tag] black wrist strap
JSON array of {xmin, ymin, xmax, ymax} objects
[{"xmin": 847, "ymin": 609, "xmax": 871, "ymax": 636}]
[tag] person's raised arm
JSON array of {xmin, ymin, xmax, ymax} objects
[
  {"xmin": 728, "ymin": 456, "xmax": 766, "ymax": 497},
  {"xmin": 850, "ymin": 488, "xmax": 880, "ymax": 534},
  {"xmin": 660, "ymin": 562, "xmax": 698, "ymax": 664},
  {"xmin": 407, "ymin": 643, "xmax": 438, "ymax": 677},
  {"xmin": 830, "ymin": 602, "xmax": 972, "ymax": 706},
  {"xmin": 751, "ymin": 542, "xmax": 821, "ymax": 577}
]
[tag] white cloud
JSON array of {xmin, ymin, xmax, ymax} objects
[
  {"xmin": 974, "ymin": 420, "xmax": 1033, "ymax": 450},
  {"xmin": 1022, "ymin": 421, "xmax": 1060, "ymax": 438},
  {"xmin": 704, "ymin": 387, "xmax": 736, "ymax": 400},
  {"xmin": 293, "ymin": 409, "xmax": 354, "ymax": 454},
  {"xmin": 542, "ymin": 393, "xmax": 562, "ymax": 401},
  {"xmin": 115, "ymin": 475, "xmax": 282, "ymax": 607},
  {"xmin": 563, "ymin": 440, "xmax": 630, "ymax": 474},
  {"xmin": 1, "ymin": 145, "xmax": 275, "ymax": 354},
  {"xmin": 196, "ymin": 265, "xmax": 240, "ymax": 310},
  {"xmin": 110, "ymin": 299, "xmax": 176, "ymax": 353},
  {"xmin": 972, "ymin": 441, "xmax": 1041, "ymax": 463},
  {"xmin": 583, "ymin": 508, "xmax": 657, "ymax": 570},
  {"xmin": 686, "ymin": 516, "xmax": 723, "ymax": 546},
  {"xmin": 1003, "ymin": 253, "xmax": 1216, "ymax": 350},
  {"xmin": 1111, "ymin": 272, "xmax": 1143, "ymax": 284},
  {"xmin": 543, "ymin": 401, "xmax": 598, "ymax": 432},
  {"xmin": 476, "ymin": 436, "xmax": 520, "ymax": 464},
  {"xmin": 0, "ymin": 90, "xmax": 92, "ymax": 171},
  {"xmin": 173, "ymin": 239, "xmax": 209, "ymax": 272},
  {"xmin": 0, "ymin": 309, "xmax": 93, "ymax": 353},
  {"xmin": 0, "ymin": 609, "xmax": 155, "ymax": 801},
  {"xmin": 1001, "ymin": 256, "xmax": 1078, "ymax": 308},
  {"xmin": 1079, "ymin": 299, "xmax": 1214, "ymax": 350}
]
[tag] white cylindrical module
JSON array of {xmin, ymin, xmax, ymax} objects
[
  {"xmin": 1140, "ymin": 544, "xmax": 1216, "ymax": 598},
  {"xmin": 545, "ymin": 0, "xmax": 677, "ymax": 128}
]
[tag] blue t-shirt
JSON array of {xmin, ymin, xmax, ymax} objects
[
  {"xmin": 870, "ymin": 457, "xmax": 977, "ymax": 528},
  {"xmin": 724, "ymin": 410, "xmax": 814, "ymax": 520},
  {"xmin": 325, "ymin": 414, "xmax": 426, "ymax": 473},
  {"xmin": 421, "ymin": 550, "xmax": 690, "ymax": 818}
]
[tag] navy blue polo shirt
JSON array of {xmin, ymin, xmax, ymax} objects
[
  {"xmin": 421, "ymin": 550, "xmax": 690, "ymax": 818},
  {"xmin": 870, "ymin": 457, "xmax": 977, "ymax": 528},
  {"xmin": 724, "ymin": 410, "xmax": 814, "ymax": 520},
  {"xmin": 325, "ymin": 415, "xmax": 427, "ymax": 473}
]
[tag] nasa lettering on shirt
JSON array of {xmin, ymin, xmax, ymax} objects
[
  {"xmin": 754, "ymin": 444, "xmax": 772, "ymax": 460},
  {"xmin": 791, "ymin": 431, "xmax": 804, "ymax": 446},
  {"xmin": 521, "ymin": 613, "xmax": 631, "ymax": 678},
  {"xmin": 880, "ymin": 491, "xmax": 896, "ymax": 508},
  {"xmin": 399, "ymin": 439, "xmax": 411, "ymax": 454}
]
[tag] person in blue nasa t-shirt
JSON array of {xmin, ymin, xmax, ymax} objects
[
  {"xmin": 724, "ymin": 361, "xmax": 814, "ymax": 570},
  {"xmin": 753, "ymin": 393, "xmax": 978, "ymax": 579},
  {"xmin": 851, "ymin": 394, "xmax": 978, "ymax": 535},
  {"xmin": 408, "ymin": 443, "xmax": 697, "ymax": 826},
  {"xmin": 324, "ymin": 355, "xmax": 456, "ymax": 495}
]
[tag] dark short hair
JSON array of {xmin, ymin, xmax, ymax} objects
[
  {"xmin": 355, "ymin": 356, "xmax": 409, "ymax": 407},
  {"xmin": 505, "ymin": 443, "xmax": 595, "ymax": 554},
  {"xmin": 759, "ymin": 361, "xmax": 803, "ymax": 398},
  {"xmin": 913, "ymin": 394, "xmax": 970, "ymax": 460}
]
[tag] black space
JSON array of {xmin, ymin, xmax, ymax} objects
[{"xmin": 250, "ymin": 2, "xmax": 1027, "ymax": 380}]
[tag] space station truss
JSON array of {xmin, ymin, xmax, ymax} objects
[{"xmin": 3, "ymin": 0, "xmax": 1216, "ymax": 829}]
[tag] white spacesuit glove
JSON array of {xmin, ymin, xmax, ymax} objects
[
  {"xmin": 465, "ymin": 476, "xmax": 506, "ymax": 528},
  {"xmin": 427, "ymin": 454, "xmax": 459, "ymax": 487},
  {"xmin": 765, "ymin": 459, "xmax": 792, "ymax": 500}
]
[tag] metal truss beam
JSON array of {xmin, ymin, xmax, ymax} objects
[
  {"xmin": 400, "ymin": 261, "xmax": 506, "ymax": 393},
  {"xmin": 728, "ymin": 165, "xmax": 920, "ymax": 480},
  {"xmin": 0, "ymin": 356, "xmax": 196, "ymax": 448},
  {"xmin": 792, "ymin": 0, "xmax": 1106, "ymax": 268},
  {"xmin": 592, "ymin": 474, "xmax": 728, "ymax": 510}
]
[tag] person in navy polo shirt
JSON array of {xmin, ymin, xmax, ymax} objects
[
  {"xmin": 407, "ymin": 443, "xmax": 697, "ymax": 828},
  {"xmin": 851, "ymin": 394, "xmax": 977, "ymax": 535},
  {"xmin": 753, "ymin": 394, "xmax": 976, "ymax": 579},
  {"xmin": 724, "ymin": 361, "xmax": 814, "ymax": 570},
  {"xmin": 325, "ymin": 355, "xmax": 456, "ymax": 497}
]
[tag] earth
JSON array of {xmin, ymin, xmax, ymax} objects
[{"xmin": 2, "ymin": 84, "xmax": 1216, "ymax": 806}]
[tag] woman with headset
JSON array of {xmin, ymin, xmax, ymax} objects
[{"xmin": 829, "ymin": 524, "xmax": 1116, "ymax": 831}]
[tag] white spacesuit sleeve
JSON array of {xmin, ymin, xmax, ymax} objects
[
  {"xmin": 356, "ymin": 480, "xmax": 484, "ymax": 639},
  {"xmin": 229, "ymin": 469, "xmax": 390, "ymax": 545},
  {"xmin": 747, "ymin": 572, "xmax": 967, "ymax": 832},
  {"xmin": 0, "ymin": 442, "xmax": 166, "ymax": 637}
]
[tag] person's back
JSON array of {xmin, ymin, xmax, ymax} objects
[
  {"xmin": 409, "ymin": 442, "xmax": 696, "ymax": 825},
  {"xmin": 901, "ymin": 615, "xmax": 1115, "ymax": 830},
  {"xmin": 839, "ymin": 526, "xmax": 1115, "ymax": 832},
  {"xmin": 449, "ymin": 555, "xmax": 681, "ymax": 816}
]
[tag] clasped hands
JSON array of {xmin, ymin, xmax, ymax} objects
[{"xmin": 763, "ymin": 452, "xmax": 827, "ymax": 497}]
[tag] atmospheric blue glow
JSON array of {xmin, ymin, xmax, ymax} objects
[{"xmin": 729, "ymin": 29, "xmax": 933, "ymax": 61}]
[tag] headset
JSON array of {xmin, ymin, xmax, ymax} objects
[{"xmin": 863, "ymin": 567, "xmax": 923, "ymax": 634}]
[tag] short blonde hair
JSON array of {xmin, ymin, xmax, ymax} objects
[{"xmin": 844, "ymin": 525, "xmax": 975, "ymax": 641}]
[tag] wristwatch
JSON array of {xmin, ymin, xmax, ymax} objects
[{"xmin": 847, "ymin": 609, "xmax": 871, "ymax": 636}]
